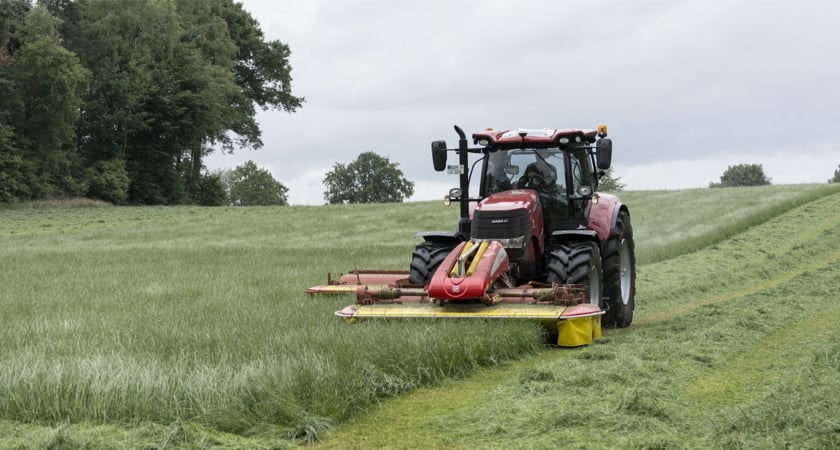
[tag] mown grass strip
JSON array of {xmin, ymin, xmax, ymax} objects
[
  {"xmin": 685, "ymin": 285, "xmax": 840, "ymax": 407},
  {"xmin": 633, "ymin": 190, "xmax": 840, "ymax": 322},
  {"xmin": 623, "ymin": 183, "xmax": 840, "ymax": 264},
  {"xmin": 635, "ymin": 245, "xmax": 840, "ymax": 326}
]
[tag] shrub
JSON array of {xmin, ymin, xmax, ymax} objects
[
  {"xmin": 194, "ymin": 172, "xmax": 229, "ymax": 206},
  {"xmin": 84, "ymin": 159, "xmax": 129, "ymax": 204}
]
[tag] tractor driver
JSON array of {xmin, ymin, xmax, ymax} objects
[{"xmin": 518, "ymin": 148, "xmax": 557, "ymax": 191}]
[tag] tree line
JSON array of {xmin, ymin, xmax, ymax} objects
[
  {"xmin": 197, "ymin": 152, "xmax": 415, "ymax": 206},
  {"xmin": 0, "ymin": 0, "xmax": 302, "ymax": 204}
]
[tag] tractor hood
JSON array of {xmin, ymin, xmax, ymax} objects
[
  {"xmin": 471, "ymin": 189, "xmax": 544, "ymax": 248},
  {"xmin": 474, "ymin": 189, "xmax": 539, "ymax": 216}
]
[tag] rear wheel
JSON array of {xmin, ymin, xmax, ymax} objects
[
  {"xmin": 601, "ymin": 209, "xmax": 636, "ymax": 328},
  {"xmin": 546, "ymin": 241, "xmax": 602, "ymax": 306},
  {"xmin": 409, "ymin": 241, "xmax": 456, "ymax": 286}
]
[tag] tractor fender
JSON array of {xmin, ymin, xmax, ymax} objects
[
  {"xmin": 415, "ymin": 231, "xmax": 466, "ymax": 245},
  {"xmin": 550, "ymin": 229, "xmax": 599, "ymax": 246},
  {"xmin": 610, "ymin": 204, "xmax": 629, "ymax": 235},
  {"xmin": 588, "ymin": 193, "xmax": 625, "ymax": 241}
]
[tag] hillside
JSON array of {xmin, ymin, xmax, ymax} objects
[{"xmin": 0, "ymin": 184, "xmax": 838, "ymax": 448}]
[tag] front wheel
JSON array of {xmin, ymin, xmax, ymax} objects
[
  {"xmin": 601, "ymin": 209, "xmax": 636, "ymax": 328},
  {"xmin": 546, "ymin": 241, "xmax": 602, "ymax": 307},
  {"xmin": 409, "ymin": 241, "xmax": 456, "ymax": 286}
]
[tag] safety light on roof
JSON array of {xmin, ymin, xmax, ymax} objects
[
  {"xmin": 598, "ymin": 124, "xmax": 608, "ymax": 137},
  {"xmin": 478, "ymin": 139, "xmax": 489, "ymax": 146}
]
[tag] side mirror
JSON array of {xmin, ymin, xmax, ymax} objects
[
  {"xmin": 596, "ymin": 138, "xmax": 612, "ymax": 170},
  {"xmin": 431, "ymin": 140, "xmax": 447, "ymax": 172}
]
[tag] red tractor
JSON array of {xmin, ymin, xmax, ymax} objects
[{"xmin": 308, "ymin": 125, "xmax": 635, "ymax": 346}]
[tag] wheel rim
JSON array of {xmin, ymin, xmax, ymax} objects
[{"xmin": 619, "ymin": 238, "xmax": 632, "ymax": 305}]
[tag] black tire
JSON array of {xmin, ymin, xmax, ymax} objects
[
  {"xmin": 601, "ymin": 209, "xmax": 636, "ymax": 328},
  {"xmin": 546, "ymin": 241, "xmax": 602, "ymax": 307},
  {"xmin": 409, "ymin": 241, "xmax": 456, "ymax": 286}
]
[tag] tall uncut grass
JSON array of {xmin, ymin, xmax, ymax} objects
[
  {"xmin": 0, "ymin": 183, "xmax": 838, "ymax": 447},
  {"xmin": 0, "ymin": 202, "xmax": 542, "ymax": 445}
]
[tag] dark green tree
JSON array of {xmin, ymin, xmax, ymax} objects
[
  {"xmin": 0, "ymin": 1, "xmax": 33, "ymax": 201},
  {"xmin": 323, "ymin": 151, "xmax": 415, "ymax": 204},
  {"xmin": 0, "ymin": 0, "xmax": 29, "ymax": 61},
  {"xmin": 0, "ymin": 124, "xmax": 34, "ymax": 202},
  {"xmin": 829, "ymin": 165, "xmax": 840, "ymax": 183},
  {"xmin": 598, "ymin": 167, "xmax": 625, "ymax": 192},
  {"xmin": 10, "ymin": 23, "xmax": 90, "ymax": 197},
  {"xmin": 710, "ymin": 163, "xmax": 771, "ymax": 188},
  {"xmin": 228, "ymin": 160, "xmax": 288, "ymax": 206}
]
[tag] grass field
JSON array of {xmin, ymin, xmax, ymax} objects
[{"xmin": 1, "ymin": 183, "xmax": 839, "ymax": 448}]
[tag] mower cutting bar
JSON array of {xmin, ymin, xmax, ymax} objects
[{"xmin": 336, "ymin": 302, "xmax": 603, "ymax": 320}]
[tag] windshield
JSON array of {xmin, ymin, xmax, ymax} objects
[{"xmin": 483, "ymin": 147, "xmax": 593, "ymax": 197}]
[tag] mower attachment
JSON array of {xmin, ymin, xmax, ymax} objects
[{"xmin": 306, "ymin": 241, "xmax": 604, "ymax": 346}]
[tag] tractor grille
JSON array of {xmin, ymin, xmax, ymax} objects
[{"xmin": 472, "ymin": 209, "xmax": 531, "ymax": 240}]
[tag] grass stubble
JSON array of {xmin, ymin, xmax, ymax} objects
[{"xmin": 0, "ymin": 184, "xmax": 838, "ymax": 448}]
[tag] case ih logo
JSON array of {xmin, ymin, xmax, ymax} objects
[{"xmin": 491, "ymin": 219, "xmax": 509, "ymax": 224}]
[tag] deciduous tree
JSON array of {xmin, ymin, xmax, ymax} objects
[
  {"xmin": 710, "ymin": 163, "xmax": 771, "ymax": 188},
  {"xmin": 228, "ymin": 160, "xmax": 288, "ymax": 206},
  {"xmin": 11, "ymin": 31, "xmax": 90, "ymax": 196},
  {"xmin": 323, "ymin": 151, "xmax": 415, "ymax": 204},
  {"xmin": 829, "ymin": 165, "xmax": 840, "ymax": 183}
]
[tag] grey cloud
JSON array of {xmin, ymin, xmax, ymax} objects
[{"xmin": 209, "ymin": 0, "xmax": 840, "ymax": 204}]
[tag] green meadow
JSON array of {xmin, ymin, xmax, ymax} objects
[{"xmin": 1, "ymin": 183, "xmax": 839, "ymax": 448}]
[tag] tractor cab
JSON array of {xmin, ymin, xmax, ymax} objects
[
  {"xmin": 482, "ymin": 145, "xmax": 597, "ymax": 236},
  {"xmin": 432, "ymin": 126, "xmax": 613, "ymax": 284}
]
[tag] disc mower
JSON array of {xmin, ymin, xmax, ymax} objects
[{"xmin": 307, "ymin": 125, "xmax": 636, "ymax": 346}]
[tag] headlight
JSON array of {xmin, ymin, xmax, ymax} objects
[
  {"xmin": 496, "ymin": 235, "xmax": 527, "ymax": 249},
  {"xmin": 449, "ymin": 188, "xmax": 462, "ymax": 199}
]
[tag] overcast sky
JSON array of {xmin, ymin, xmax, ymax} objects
[{"xmin": 206, "ymin": 1, "xmax": 840, "ymax": 205}]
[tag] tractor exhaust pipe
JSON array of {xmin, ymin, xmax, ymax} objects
[{"xmin": 454, "ymin": 125, "xmax": 471, "ymax": 236}]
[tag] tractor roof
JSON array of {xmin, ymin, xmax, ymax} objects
[{"xmin": 472, "ymin": 128, "xmax": 598, "ymax": 149}]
